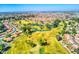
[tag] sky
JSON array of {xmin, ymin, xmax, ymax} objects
[{"xmin": 0, "ymin": 4, "xmax": 79, "ymax": 12}]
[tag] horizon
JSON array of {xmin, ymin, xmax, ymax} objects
[
  {"xmin": 0, "ymin": 11, "xmax": 79, "ymax": 12},
  {"xmin": 0, "ymin": 4, "xmax": 79, "ymax": 12}
]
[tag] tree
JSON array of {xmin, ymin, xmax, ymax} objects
[
  {"xmin": 71, "ymin": 17, "xmax": 79, "ymax": 23},
  {"xmin": 74, "ymin": 48, "xmax": 79, "ymax": 54},
  {"xmin": 21, "ymin": 24, "xmax": 36, "ymax": 35},
  {"xmin": 0, "ymin": 21, "xmax": 6, "ymax": 33},
  {"xmin": 52, "ymin": 19, "xmax": 61, "ymax": 28}
]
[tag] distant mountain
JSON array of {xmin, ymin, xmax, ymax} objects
[{"xmin": 0, "ymin": 11, "xmax": 79, "ymax": 15}]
